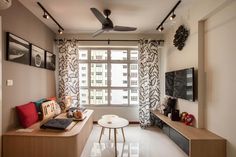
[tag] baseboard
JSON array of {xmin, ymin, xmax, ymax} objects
[{"xmin": 129, "ymin": 121, "xmax": 140, "ymax": 124}]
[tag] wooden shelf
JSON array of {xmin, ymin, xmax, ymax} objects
[
  {"xmin": 4, "ymin": 110, "xmax": 93, "ymax": 137},
  {"xmin": 151, "ymin": 110, "xmax": 226, "ymax": 157},
  {"xmin": 151, "ymin": 110, "xmax": 223, "ymax": 140},
  {"xmin": 3, "ymin": 110, "xmax": 94, "ymax": 157}
]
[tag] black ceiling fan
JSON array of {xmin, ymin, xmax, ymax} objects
[{"xmin": 90, "ymin": 8, "xmax": 137, "ymax": 37}]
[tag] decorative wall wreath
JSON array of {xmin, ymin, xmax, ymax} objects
[{"xmin": 173, "ymin": 25, "xmax": 189, "ymax": 51}]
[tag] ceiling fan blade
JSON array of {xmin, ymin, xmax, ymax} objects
[
  {"xmin": 92, "ymin": 29, "xmax": 105, "ymax": 37},
  {"xmin": 113, "ymin": 26, "xmax": 137, "ymax": 31},
  {"xmin": 90, "ymin": 8, "xmax": 107, "ymax": 25}
]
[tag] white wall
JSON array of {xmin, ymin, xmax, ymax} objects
[
  {"xmin": 57, "ymin": 33, "xmax": 163, "ymax": 121},
  {"xmin": 162, "ymin": 0, "xmax": 236, "ymax": 156},
  {"xmin": 162, "ymin": 24, "xmax": 199, "ymax": 126},
  {"xmin": 204, "ymin": 1, "xmax": 236, "ymax": 156},
  {"xmin": 161, "ymin": 0, "xmax": 231, "ymax": 128}
]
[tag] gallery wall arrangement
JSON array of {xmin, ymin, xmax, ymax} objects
[{"xmin": 6, "ymin": 32, "xmax": 56, "ymax": 71}]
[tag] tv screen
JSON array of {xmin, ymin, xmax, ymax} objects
[
  {"xmin": 165, "ymin": 71, "xmax": 174, "ymax": 96},
  {"xmin": 165, "ymin": 68, "xmax": 194, "ymax": 101}
]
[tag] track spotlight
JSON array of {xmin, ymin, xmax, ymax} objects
[
  {"xmin": 156, "ymin": 0, "xmax": 181, "ymax": 31},
  {"xmin": 170, "ymin": 12, "xmax": 176, "ymax": 20},
  {"xmin": 43, "ymin": 12, "xmax": 49, "ymax": 19},
  {"xmin": 58, "ymin": 29, "xmax": 63, "ymax": 34},
  {"xmin": 37, "ymin": 2, "xmax": 64, "ymax": 34},
  {"xmin": 158, "ymin": 26, "xmax": 164, "ymax": 32}
]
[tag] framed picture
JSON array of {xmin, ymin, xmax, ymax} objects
[
  {"xmin": 31, "ymin": 45, "xmax": 45, "ymax": 68},
  {"xmin": 6, "ymin": 32, "xmax": 31, "ymax": 65},
  {"xmin": 45, "ymin": 51, "xmax": 56, "ymax": 71}
]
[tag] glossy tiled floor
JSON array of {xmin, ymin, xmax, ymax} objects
[{"xmin": 81, "ymin": 124, "xmax": 187, "ymax": 157}]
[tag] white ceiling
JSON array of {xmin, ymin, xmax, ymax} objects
[{"xmin": 18, "ymin": 0, "xmax": 195, "ymax": 34}]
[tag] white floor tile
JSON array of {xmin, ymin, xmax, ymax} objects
[{"xmin": 81, "ymin": 124, "xmax": 187, "ymax": 157}]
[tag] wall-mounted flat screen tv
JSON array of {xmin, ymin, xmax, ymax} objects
[{"xmin": 165, "ymin": 68, "xmax": 195, "ymax": 101}]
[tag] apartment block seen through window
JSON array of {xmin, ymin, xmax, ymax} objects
[{"xmin": 78, "ymin": 48, "xmax": 139, "ymax": 106}]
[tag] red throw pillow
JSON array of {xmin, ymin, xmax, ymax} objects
[{"xmin": 16, "ymin": 102, "xmax": 39, "ymax": 128}]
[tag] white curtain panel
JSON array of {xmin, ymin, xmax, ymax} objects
[
  {"xmin": 58, "ymin": 40, "xmax": 80, "ymax": 107},
  {"xmin": 138, "ymin": 39, "xmax": 160, "ymax": 128}
]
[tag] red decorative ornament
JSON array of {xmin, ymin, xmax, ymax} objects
[{"xmin": 184, "ymin": 114, "xmax": 194, "ymax": 126}]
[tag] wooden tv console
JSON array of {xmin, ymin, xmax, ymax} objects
[
  {"xmin": 151, "ymin": 110, "xmax": 226, "ymax": 157},
  {"xmin": 3, "ymin": 110, "xmax": 94, "ymax": 157}
]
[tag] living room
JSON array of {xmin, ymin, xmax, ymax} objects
[{"xmin": 0, "ymin": 0, "xmax": 235, "ymax": 157}]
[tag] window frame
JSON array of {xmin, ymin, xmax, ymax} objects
[{"xmin": 78, "ymin": 47, "xmax": 139, "ymax": 107}]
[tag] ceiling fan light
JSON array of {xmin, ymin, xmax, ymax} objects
[
  {"xmin": 158, "ymin": 26, "xmax": 164, "ymax": 32},
  {"xmin": 170, "ymin": 13, "xmax": 176, "ymax": 20}
]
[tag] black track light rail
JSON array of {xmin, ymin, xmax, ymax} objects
[
  {"xmin": 156, "ymin": 0, "xmax": 181, "ymax": 31},
  {"xmin": 37, "ymin": 2, "xmax": 64, "ymax": 31}
]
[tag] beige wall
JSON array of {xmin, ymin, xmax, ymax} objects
[
  {"xmin": 0, "ymin": 0, "xmax": 56, "ymax": 132},
  {"xmin": 0, "ymin": 16, "xmax": 2, "ymax": 157},
  {"xmin": 204, "ymin": 1, "xmax": 236, "ymax": 156}
]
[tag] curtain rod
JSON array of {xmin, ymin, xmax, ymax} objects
[{"xmin": 54, "ymin": 39, "xmax": 164, "ymax": 45}]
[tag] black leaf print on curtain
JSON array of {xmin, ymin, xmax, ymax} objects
[
  {"xmin": 58, "ymin": 40, "xmax": 80, "ymax": 107},
  {"xmin": 138, "ymin": 39, "xmax": 160, "ymax": 128}
]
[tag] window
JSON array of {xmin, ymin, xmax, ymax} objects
[
  {"xmin": 131, "ymin": 96, "xmax": 138, "ymax": 101},
  {"xmin": 78, "ymin": 48, "xmax": 139, "ymax": 106},
  {"xmin": 96, "ymin": 64, "xmax": 102, "ymax": 68},
  {"xmin": 130, "ymin": 72, "xmax": 137, "ymax": 78},
  {"xmin": 131, "ymin": 80, "xmax": 138, "ymax": 86},
  {"xmin": 130, "ymin": 50, "xmax": 138, "ymax": 60},
  {"xmin": 96, "ymin": 80, "xmax": 102, "ymax": 84},
  {"xmin": 96, "ymin": 96, "xmax": 103, "ymax": 100},
  {"xmin": 96, "ymin": 72, "xmax": 102, "ymax": 75},
  {"xmin": 123, "ymin": 80, "xmax": 128, "ymax": 84},
  {"xmin": 111, "ymin": 50, "xmax": 127, "ymax": 60},
  {"xmin": 79, "ymin": 50, "xmax": 88, "ymax": 60},
  {"xmin": 130, "ymin": 64, "xmax": 138, "ymax": 70},
  {"xmin": 131, "ymin": 89, "xmax": 137, "ymax": 93}
]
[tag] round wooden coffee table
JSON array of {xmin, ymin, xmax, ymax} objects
[{"xmin": 98, "ymin": 116, "xmax": 129, "ymax": 156}]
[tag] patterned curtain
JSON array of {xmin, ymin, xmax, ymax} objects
[
  {"xmin": 138, "ymin": 39, "xmax": 160, "ymax": 128},
  {"xmin": 58, "ymin": 40, "xmax": 80, "ymax": 107}
]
